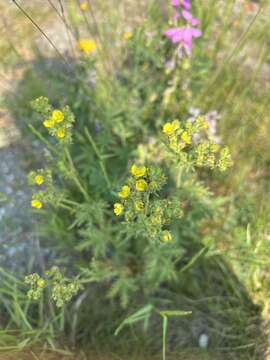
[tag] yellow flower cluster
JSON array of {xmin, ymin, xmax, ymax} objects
[
  {"xmin": 113, "ymin": 164, "xmax": 148, "ymax": 216},
  {"xmin": 162, "ymin": 117, "xmax": 233, "ymax": 171},
  {"xmin": 114, "ymin": 164, "xmax": 179, "ymax": 244},
  {"xmin": 163, "ymin": 119, "xmax": 194, "ymax": 153},
  {"xmin": 43, "ymin": 110, "xmax": 64, "ymax": 128},
  {"xmin": 77, "ymin": 39, "xmax": 97, "ymax": 55},
  {"xmin": 28, "ymin": 169, "xmax": 53, "ymax": 210},
  {"xmin": 37, "ymin": 102, "xmax": 75, "ymax": 144},
  {"xmin": 43, "ymin": 109, "xmax": 66, "ymax": 139}
]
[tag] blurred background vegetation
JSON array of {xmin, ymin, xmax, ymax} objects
[{"xmin": 0, "ymin": 0, "xmax": 270, "ymax": 359}]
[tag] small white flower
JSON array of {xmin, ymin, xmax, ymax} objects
[
  {"xmin": 188, "ymin": 106, "xmax": 201, "ymax": 117},
  {"xmin": 198, "ymin": 333, "xmax": 209, "ymax": 348}
]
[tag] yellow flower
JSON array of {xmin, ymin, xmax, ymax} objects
[
  {"xmin": 169, "ymin": 134, "xmax": 179, "ymax": 152},
  {"xmin": 162, "ymin": 230, "xmax": 172, "ymax": 242},
  {"xmin": 35, "ymin": 175, "xmax": 44, "ymax": 185},
  {"xmin": 114, "ymin": 203, "xmax": 123, "ymax": 216},
  {"xmin": 31, "ymin": 199, "xmax": 43, "ymax": 209},
  {"xmin": 80, "ymin": 1, "xmax": 88, "ymax": 10},
  {"xmin": 52, "ymin": 110, "xmax": 64, "ymax": 123},
  {"xmin": 37, "ymin": 278, "xmax": 45, "ymax": 288},
  {"xmin": 56, "ymin": 128, "xmax": 65, "ymax": 138},
  {"xmin": 196, "ymin": 116, "xmax": 208, "ymax": 129},
  {"xmin": 135, "ymin": 179, "xmax": 148, "ymax": 192},
  {"xmin": 123, "ymin": 31, "xmax": 132, "ymax": 41},
  {"xmin": 43, "ymin": 118, "xmax": 55, "ymax": 128},
  {"xmin": 211, "ymin": 143, "xmax": 220, "ymax": 153},
  {"xmin": 130, "ymin": 164, "xmax": 146, "ymax": 178},
  {"xmin": 77, "ymin": 39, "xmax": 97, "ymax": 54},
  {"xmin": 181, "ymin": 131, "xmax": 191, "ymax": 144},
  {"xmin": 118, "ymin": 185, "xmax": 131, "ymax": 199},
  {"xmin": 135, "ymin": 200, "xmax": 144, "ymax": 211},
  {"xmin": 162, "ymin": 120, "xmax": 180, "ymax": 136}
]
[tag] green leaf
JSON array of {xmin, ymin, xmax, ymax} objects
[
  {"xmin": 159, "ymin": 310, "xmax": 192, "ymax": 318},
  {"xmin": 114, "ymin": 304, "xmax": 153, "ymax": 336}
]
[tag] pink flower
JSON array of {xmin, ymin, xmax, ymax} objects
[
  {"xmin": 182, "ymin": 10, "xmax": 199, "ymax": 26},
  {"xmin": 171, "ymin": 0, "xmax": 180, "ymax": 7},
  {"xmin": 171, "ymin": 0, "xmax": 191, "ymax": 10},
  {"xmin": 182, "ymin": 0, "xmax": 191, "ymax": 9},
  {"xmin": 164, "ymin": 26, "xmax": 202, "ymax": 55},
  {"xmin": 164, "ymin": 28, "xmax": 183, "ymax": 44}
]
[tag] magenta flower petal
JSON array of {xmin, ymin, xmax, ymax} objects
[
  {"xmin": 164, "ymin": 28, "xmax": 180, "ymax": 37},
  {"xmin": 182, "ymin": 10, "xmax": 200, "ymax": 26},
  {"xmin": 164, "ymin": 27, "xmax": 184, "ymax": 44},
  {"xmin": 173, "ymin": 11, "xmax": 181, "ymax": 21},
  {"xmin": 191, "ymin": 28, "xmax": 202, "ymax": 37},
  {"xmin": 191, "ymin": 18, "xmax": 199, "ymax": 26},
  {"xmin": 182, "ymin": 0, "xmax": 191, "ymax": 10},
  {"xmin": 171, "ymin": 0, "xmax": 180, "ymax": 7},
  {"xmin": 182, "ymin": 10, "xmax": 193, "ymax": 21},
  {"xmin": 172, "ymin": 32, "xmax": 183, "ymax": 43}
]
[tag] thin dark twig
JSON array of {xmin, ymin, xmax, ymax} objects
[
  {"xmin": 56, "ymin": 0, "xmax": 77, "ymax": 57},
  {"xmin": 11, "ymin": 0, "xmax": 72, "ymax": 70},
  {"xmin": 48, "ymin": 0, "xmax": 76, "ymax": 41}
]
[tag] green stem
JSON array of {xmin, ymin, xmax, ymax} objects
[
  {"xmin": 84, "ymin": 127, "xmax": 112, "ymax": 190},
  {"xmin": 62, "ymin": 198, "xmax": 80, "ymax": 207},
  {"xmin": 28, "ymin": 124, "xmax": 57, "ymax": 155},
  {"xmin": 162, "ymin": 315, "xmax": 168, "ymax": 360},
  {"xmin": 59, "ymin": 203, "xmax": 74, "ymax": 212},
  {"xmin": 64, "ymin": 148, "xmax": 90, "ymax": 201},
  {"xmin": 176, "ymin": 164, "xmax": 182, "ymax": 188}
]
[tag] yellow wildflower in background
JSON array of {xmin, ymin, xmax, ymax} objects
[
  {"xmin": 163, "ymin": 120, "xmax": 180, "ymax": 136},
  {"xmin": 196, "ymin": 116, "xmax": 208, "ymax": 129},
  {"xmin": 135, "ymin": 200, "xmax": 144, "ymax": 211},
  {"xmin": 43, "ymin": 118, "xmax": 55, "ymax": 128},
  {"xmin": 211, "ymin": 143, "xmax": 220, "ymax": 153},
  {"xmin": 181, "ymin": 131, "xmax": 191, "ymax": 144},
  {"xmin": 123, "ymin": 31, "xmax": 132, "ymax": 41},
  {"xmin": 118, "ymin": 185, "xmax": 131, "ymax": 199},
  {"xmin": 114, "ymin": 203, "xmax": 123, "ymax": 216},
  {"xmin": 31, "ymin": 199, "xmax": 43, "ymax": 209},
  {"xmin": 78, "ymin": 39, "xmax": 97, "ymax": 54},
  {"xmin": 52, "ymin": 110, "xmax": 64, "ymax": 123},
  {"xmin": 34, "ymin": 175, "xmax": 44, "ymax": 186},
  {"xmin": 136, "ymin": 179, "xmax": 148, "ymax": 192},
  {"xmin": 80, "ymin": 1, "xmax": 88, "ymax": 10},
  {"xmin": 162, "ymin": 230, "xmax": 172, "ymax": 242},
  {"xmin": 56, "ymin": 128, "xmax": 65, "ymax": 139},
  {"xmin": 131, "ymin": 164, "xmax": 146, "ymax": 178},
  {"xmin": 37, "ymin": 278, "xmax": 45, "ymax": 288}
]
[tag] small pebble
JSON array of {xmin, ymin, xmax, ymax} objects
[{"xmin": 198, "ymin": 333, "xmax": 209, "ymax": 348}]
